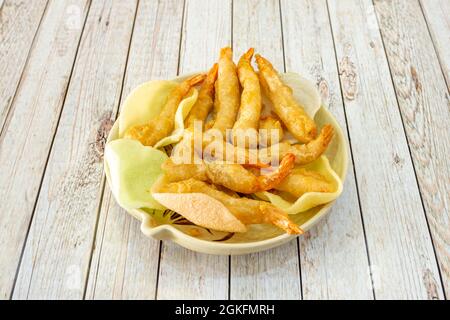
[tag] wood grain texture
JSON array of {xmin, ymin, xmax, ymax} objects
[
  {"xmin": 86, "ymin": 193, "xmax": 160, "ymax": 299},
  {"xmin": 328, "ymin": 0, "xmax": 444, "ymax": 299},
  {"xmin": 12, "ymin": 0, "xmax": 138, "ymax": 299},
  {"xmin": 0, "ymin": 0, "xmax": 48, "ymax": 129},
  {"xmin": 156, "ymin": 0, "xmax": 231, "ymax": 300},
  {"xmin": 281, "ymin": 0, "xmax": 373, "ymax": 299},
  {"xmin": 1, "ymin": 0, "xmax": 447, "ymax": 300},
  {"xmin": 374, "ymin": 0, "xmax": 450, "ymax": 297},
  {"xmin": 0, "ymin": 0, "xmax": 90, "ymax": 299},
  {"xmin": 419, "ymin": 0, "xmax": 450, "ymax": 89},
  {"xmin": 230, "ymin": 0, "xmax": 302, "ymax": 300},
  {"xmin": 85, "ymin": 0, "xmax": 185, "ymax": 299}
]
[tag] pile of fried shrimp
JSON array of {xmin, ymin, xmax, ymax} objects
[{"xmin": 124, "ymin": 47, "xmax": 336, "ymax": 235}]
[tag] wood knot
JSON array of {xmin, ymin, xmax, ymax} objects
[
  {"xmin": 423, "ymin": 269, "xmax": 439, "ymax": 299},
  {"xmin": 94, "ymin": 115, "xmax": 113, "ymax": 161},
  {"xmin": 393, "ymin": 153, "xmax": 404, "ymax": 166},
  {"xmin": 410, "ymin": 66, "xmax": 422, "ymax": 93},
  {"xmin": 339, "ymin": 56, "xmax": 358, "ymax": 101},
  {"xmin": 317, "ymin": 77, "xmax": 330, "ymax": 104}
]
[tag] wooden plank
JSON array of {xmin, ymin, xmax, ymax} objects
[
  {"xmin": 86, "ymin": 192, "xmax": 161, "ymax": 299},
  {"xmin": 230, "ymin": 0, "xmax": 302, "ymax": 300},
  {"xmin": 156, "ymin": 0, "xmax": 231, "ymax": 300},
  {"xmin": 85, "ymin": 0, "xmax": 185, "ymax": 300},
  {"xmin": 12, "ymin": 0, "xmax": 138, "ymax": 299},
  {"xmin": 419, "ymin": 0, "xmax": 450, "ymax": 89},
  {"xmin": 374, "ymin": 0, "xmax": 450, "ymax": 297},
  {"xmin": 0, "ymin": 0, "xmax": 48, "ymax": 128},
  {"xmin": 327, "ymin": 0, "xmax": 444, "ymax": 299},
  {"xmin": 0, "ymin": 0, "xmax": 90, "ymax": 300},
  {"xmin": 281, "ymin": 0, "xmax": 373, "ymax": 299}
]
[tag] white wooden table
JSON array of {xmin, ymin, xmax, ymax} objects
[{"xmin": 1, "ymin": 0, "xmax": 449, "ymax": 300}]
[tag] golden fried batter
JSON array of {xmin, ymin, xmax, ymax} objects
[
  {"xmin": 275, "ymin": 168, "xmax": 333, "ymax": 197},
  {"xmin": 185, "ymin": 64, "xmax": 218, "ymax": 129},
  {"xmin": 158, "ymin": 178, "xmax": 302, "ymax": 234},
  {"xmin": 162, "ymin": 153, "xmax": 295, "ymax": 194},
  {"xmin": 212, "ymin": 47, "xmax": 240, "ymax": 137},
  {"xmin": 259, "ymin": 116, "xmax": 284, "ymax": 146},
  {"xmin": 259, "ymin": 124, "xmax": 334, "ymax": 165},
  {"xmin": 256, "ymin": 54, "xmax": 317, "ymax": 143},
  {"xmin": 232, "ymin": 48, "xmax": 261, "ymax": 147},
  {"xmin": 125, "ymin": 74, "xmax": 205, "ymax": 146}
]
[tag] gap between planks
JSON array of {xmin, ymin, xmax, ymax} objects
[
  {"xmin": 331, "ymin": 1, "xmax": 440, "ymax": 298},
  {"xmin": 372, "ymin": 0, "xmax": 449, "ymax": 297},
  {"xmin": 7, "ymin": 0, "xmax": 93, "ymax": 299},
  {"xmin": 82, "ymin": 0, "xmax": 141, "ymax": 300},
  {"xmin": 11, "ymin": 0, "xmax": 139, "ymax": 299}
]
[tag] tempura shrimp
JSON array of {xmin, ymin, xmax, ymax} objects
[
  {"xmin": 125, "ymin": 74, "xmax": 205, "ymax": 146},
  {"xmin": 158, "ymin": 178, "xmax": 303, "ymax": 234},
  {"xmin": 258, "ymin": 116, "xmax": 284, "ymax": 147},
  {"xmin": 259, "ymin": 124, "xmax": 334, "ymax": 165},
  {"xmin": 274, "ymin": 168, "xmax": 333, "ymax": 197},
  {"xmin": 256, "ymin": 54, "xmax": 317, "ymax": 143},
  {"xmin": 194, "ymin": 124, "xmax": 332, "ymax": 167},
  {"xmin": 212, "ymin": 47, "xmax": 240, "ymax": 137},
  {"xmin": 162, "ymin": 153, "xmax": 295, "ymax": 194},
  {"xmin": 232, "ymin": 48, "xmax": 261, "ymax": 146},
  {"xmin": 204, "ymin": 81, "xmax": 220, "ymax": 130},
  {"xmin": 185, "ymin": 64, "xmax": 218, "ymax": 130}
]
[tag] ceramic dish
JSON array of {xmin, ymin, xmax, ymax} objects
[{"xmin": 104, "ymin": 73, "xmax": 348, "ymax": 255}]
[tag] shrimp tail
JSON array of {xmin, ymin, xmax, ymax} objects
[
  {"xmin": 319, "ymin": 124, "xmax": 334, "ymax": 147},
  {"xmin": 257, "ymin": 153, "xmax": 295, "ymax": 190},
  {"xmin": 306, "ymin": 124, "xmax": 334, "ymax": 154},
  {"xmin": 242, "ymin": 162, "xmax": 271, "ymax": 169},
  {"xmin": 255, "ymin": 54, "xmax": 269, "ymax": 69},
  {"xmin": 239, "ymin": 47, "xmax": 254, "ymax": 63},
  {"xmin": 187, "ymin": 73, "xmax": 206, "ymax": 86},
  {"xmin": 259, "ymin": 204, "xmax": 303, "ymax": 235},
  {"xmin": 290, "ymin": 124, "xmax": 334, "ymax": 164},
  {"xmin": 220, "ymin": 47, "xmax": 233, "ymax": 59},
  {"xmin": 206, "ymin": 63, "xmax": 218, "ymax": 85}
]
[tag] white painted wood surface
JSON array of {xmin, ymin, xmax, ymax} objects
[
  {"xmin": 86, "ymin": 0, "xmax": 185, "ymax": 299},
  {"xmin": 374, "ymin": 0, "xmax": 450, "ymax": 297},
  {"xmin": 156, "ymin": 0, "xmax": 231, "ymax": 300},
  {"xmin": 419, "ymin": 0, "xmax": 450, "ymax": 89},
  {"xmin": 0, "ymin": 0, "xmax": 90, "ymax": 299},
  {"xmin": 0, "ymin": 0, "xmax": 448, "ymax": 300},
  {"xmin": 230, "ymin": 0, "xmax": 302, "ymax": 300},
  {"xmin": 327, "ymin": 0, "xmax": 444, "ymax": 299},
  {"xmin": 281, "ymin": 0, "xmax": 373, "ymax": 299},
  {"xmin": 12, "ymin": 0, "xmax": 138, "ymax": 300},
  {"xmin": 0, "ymin": 0, "xmax": 47, "ymax": 128}
]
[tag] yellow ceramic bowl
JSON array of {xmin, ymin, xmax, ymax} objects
[{"xmin": 104, "ymin": 73, "xmax": 348, "ymax": 255}]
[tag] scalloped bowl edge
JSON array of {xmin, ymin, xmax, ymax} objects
[{"xmin": 104, "ymin": 73, "xmax": 349, "ymax": 255}]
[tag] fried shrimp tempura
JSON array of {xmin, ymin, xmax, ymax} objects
[
  {"xmin": 279, "ymin": 124, "xmax": 333, "ymax": 164},
  {"xmin": 232, "ymin": 48, "xmax": 261, "ymax": 147},
  {"xmin": 184, "ymin": 124, "xmax": 332, "ymax": 167},
  {"xmin": 204, "ymin": 81, "xmax": 220, "ymax": 130},
  {"xmin": 256, "ymin": 54, "xmax": 317, "ymax": 143},
  {"xmin": 185, "ymin": 64, "xmax": 218, "ymax": 130},
  {"xmin": 212, "ymin": 47, "xmax": 240, "ymax": 137},
  {"xmin": 275, "ymin": 168, "xmax": 333, "ymax": 197},
  {"xmin": 158, "ymin": 178, "xmax": 303, "ymax": 235},
  {"xmin": 259, "ymin": 124, "xmax": 334, "ymax": 165},
  {"xmin": 125, "ymin": 74, "xmax": 206, "ymax": 146},
  {"xmin": 259, "ymin": 116, "xmax": 284, "ymax": 147},
  {"xmin": 162, "ymin": 153, "xmax": 295, "ymax": 194}
]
